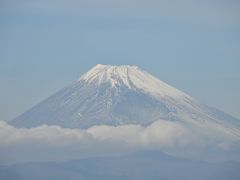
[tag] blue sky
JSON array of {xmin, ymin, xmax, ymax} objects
[{"xmin": 0, "ymin": 0, "xmax": 240, "ymax": 120}]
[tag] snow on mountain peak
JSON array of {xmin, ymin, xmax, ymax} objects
[
  {"xmin": 79, "ymin": 64, "xmax": 135, "ymax": 88},
  {"xmin": 11, "ymin": 63, "xmax": 240, "ymax": 136},
  {"xmin": 79, "ymin": 64, "xmax": 191, "ymax": 100}
]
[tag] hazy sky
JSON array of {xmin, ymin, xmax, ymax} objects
[{"xmin": 0, "ymin": 0, "xmax": 240, "ymax": 120}]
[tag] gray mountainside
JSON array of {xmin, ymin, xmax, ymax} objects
[
  {"xmin": 1, "ymin": 151, "xmax": 240, "ymax": 180},
  {"xmin": 11, "ymin": 64, "xmax": 240, "ymax": 134}
]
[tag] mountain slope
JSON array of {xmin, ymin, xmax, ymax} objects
[
  {"xmin": 10, "ymin": 64, "xmax": 240, "ymax": 135},
  {"xmin": 1, "ymin": 151, "xmax": 240, "ymax": 180}
]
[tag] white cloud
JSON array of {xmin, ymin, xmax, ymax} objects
[{"xmin": 0, "ymin": 120, "xmax": 239, "ymax": 164}]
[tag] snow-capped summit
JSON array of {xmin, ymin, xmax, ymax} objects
[
  {"xmin": 79, "ymin": 64, "xmax": 137, "ymax": 88},
  {"xmin": 80, "ymin": 64, "xmax": 191, "ymax": 100},
  {"xmin": 10, "ymin": 64, "xmax": 240, "ymax": 136}
]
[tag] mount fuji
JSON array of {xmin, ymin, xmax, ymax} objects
[{"xmin": 10, "ymin": 64, "xmax": 240, "ymax": 136}]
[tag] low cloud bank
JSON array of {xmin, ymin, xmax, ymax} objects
[{"xmin": 0, "ymin": 120, "xmax": 239, "ymax": 164}]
